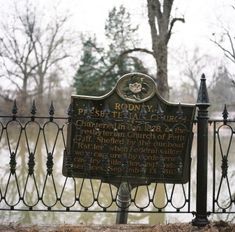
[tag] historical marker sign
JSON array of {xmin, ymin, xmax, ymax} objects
[{"xmin": 63, "ymin": 73, "xmax": 196, "ymax": 184}]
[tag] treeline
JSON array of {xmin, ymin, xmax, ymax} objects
[{"xmin": 0, "ymin": 1, "xmax": 235, "ymax": 115}]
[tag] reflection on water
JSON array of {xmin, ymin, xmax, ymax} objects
[{"xmin": 0, "ymin": 119, "xmax": 235, "ymax": 224}]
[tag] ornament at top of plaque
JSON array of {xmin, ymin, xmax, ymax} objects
[{"xmin": 116, "ymin": 73, "xmax": 156, "ymax": 103}]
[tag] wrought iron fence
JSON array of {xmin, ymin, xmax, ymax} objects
[
  {"xmin": 0, "ymin": 101, "xmax": 192, "ymax": 215},
  {"xmin": 211, "ymin": 106, "xmax": 235, "ymax": 216},
  {"xmin": 0, "ymin": 78, "xmax": 235, "ymax": 225}
]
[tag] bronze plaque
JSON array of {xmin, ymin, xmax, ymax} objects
[{"xmin": 63, "ymin": 73, "xmax": 196, "ymax": 184}]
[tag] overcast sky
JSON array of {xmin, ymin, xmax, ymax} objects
[
  {"xmin": 0, "ymin": 0, "xmax": 230, "ymax": 52},
  {"xmin": 54, "ymin": 0, "xmax": 231, "ymax": 53},
  {"xmin": 0, "ymin": 0, "xmax": 234, "ymax": 87}
]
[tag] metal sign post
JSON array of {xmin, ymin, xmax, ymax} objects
[
  {"xmin": 116, "ymin": 182, "xmax": 131, "ymax": 224},
  {"xmin": 63, "ymin": 73, "xmax": 196, "ymax": 224}
]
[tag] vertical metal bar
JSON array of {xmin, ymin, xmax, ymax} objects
[
  {"xmin": 212, "ymin": 121, "xmax": 216, "ymax": 213},
  {"xmin": 188, "ymin": 153, "xmax": 192, "ymax": 213},
  {"xmin": 116, "ymin": 182, "xmax": 131, "ymax": 224},
  {"xmin": 192, "ymin": 74, "xmax": 210, "ymax": 226}
]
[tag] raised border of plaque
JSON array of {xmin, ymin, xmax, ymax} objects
[{"xmin": 63, "ymin": 73, "xmax": 196, "ymax": 185}]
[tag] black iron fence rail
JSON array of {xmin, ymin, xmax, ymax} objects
[
  {"xmin": 0, "ymin": 108, "xmax": 235, "ymax": 218},
  {"xmin": 0, "ymin": 78, "xmax": 235, "ymax": 225},
  {"xmin": 0, "ymin": 101, "xmax": 193, "ymax": 216}
]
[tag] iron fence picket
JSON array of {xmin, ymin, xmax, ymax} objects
[{"xmin": 0, "ymin": 106, "xmax": 235, "ymax": 222}]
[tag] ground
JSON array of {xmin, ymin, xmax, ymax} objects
[{"xmin": 0, "ymin": 222, "xmax": 235, "ymax": 232}]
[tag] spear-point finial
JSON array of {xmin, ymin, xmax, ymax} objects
[
  {"xmin": 197, "ymin": 74, "xmax": 210, "ymax": 106},
  {"xmin": 222, "ymin": 104, "xmax": 229, "ymax": 124},
  {"xmin": 49, "ymin": 101, "xmax": 55, "ymax": 116},
  {"xmin": 12, "ymin": 100, "xmax": 18, "ymax": 115},
  {"xmin": 31, "ymin": 100, "xmax": 37, "ymax": 115}
]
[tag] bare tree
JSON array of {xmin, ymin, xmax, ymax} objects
[
  {"xmin": 146, "ymin": 0, "xmax": 184, "ymax": 99},
  {"xmin": 181, "ymin": 48, "xmax": 212, "ymax": 98},
  {"xmin": 81, "ymin": 1, "xmax": 184, "ymax": 100},
  {"xmin": 96, "ymin": 1, "xmax": 184, "ymax": 100},
  {"xmin": 0, "ymin": 1, "xmax": 73, "ymax": 106},
  {"xmin": 212, "ymin": 28, "xmax": 235, "ymax": 65},
  {"xmin": 211, "ymin": 2, "xmax": 235, "ymax": 88}
]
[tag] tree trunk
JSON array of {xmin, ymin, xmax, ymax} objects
[
  {"xmin": 147, "ymin": 0, "xmax": 171, "ymax": 100},
  {"xmin": 37, "ymin": 69, "xmax": 45, "ymax": 109},
  {"xmin": 155, "ymin": 41, "xmax": 169, "ymax": 100},
  {"xmin": 21, "ymin": 75, "xmax": 28, "ymax": 103},
  {"xmin": 147, "ymin": 0, "xmax": 185, "ymax": 100}
]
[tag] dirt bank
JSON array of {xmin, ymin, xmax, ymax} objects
[{"xmin": 0, "ymin": 222, "xmax": 235, "ymax": 232}]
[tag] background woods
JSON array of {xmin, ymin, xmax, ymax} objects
[
  {"xmin": 0, "ymin": 0, "xmax": 235, "ymax": 113},
  {"xmin": 0, "ymin": 1, "xmax": 77, "ymax": 114}
]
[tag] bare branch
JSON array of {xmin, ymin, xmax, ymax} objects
[
  {"xmin": 166, "ymin": 17, "xmax": 185, "ymax": 43},
  {"xmin": 225, "ymin": 53, "xmax": 235, "ymax": 64},
  {"xmin": 226, "ymin": 31, "xmax": 235, "ymax": 59},
  {"xmin": 86, "ymin": 40, "xmax": 109, "ymax": 67},
  {"xmin": 47, "ymin": 54, "xmax": 70, "ymax": 69},
  {"xmin": 99, "ymin": 48, "xmax": 154, "ymax": 79},
  {"xmin": 2, "ymin": 72, "xmax": 22, "ymax": 91},
  {"xmin": 211, "ymin": 37, "xmax": 235, "ymax": 63},
  {"xmin": 0, "ymin": 92, "xmax": 14, "ymax": 103}
]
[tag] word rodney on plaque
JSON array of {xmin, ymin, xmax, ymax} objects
[{"xmin": 63, "ymin": 73, "xmax": 196, "ymax": 185}]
